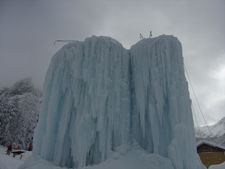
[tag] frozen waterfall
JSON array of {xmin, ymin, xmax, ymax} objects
[{"xmin": 31, "ymin": 35, "xmax": 204, "ymax": 169}]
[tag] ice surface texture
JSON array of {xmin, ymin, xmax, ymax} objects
[{"xmin": 33, "ymin": 35, "xmax": 204, "ymax": 169}]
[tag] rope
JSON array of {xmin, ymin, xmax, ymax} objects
[{"xmin": 184, "ymin": 63, "xmax": 214, "ymax": 135}]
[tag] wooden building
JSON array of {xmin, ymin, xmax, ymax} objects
[{"xmin": 197, "ymin": 140, "xmax": 225, "ymax": 168}]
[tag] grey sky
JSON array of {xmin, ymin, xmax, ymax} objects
[{"xmin": 0, "ymin": 0, "xmax": 224, "ymax": 126}]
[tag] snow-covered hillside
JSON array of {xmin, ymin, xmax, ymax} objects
[
  {"xmin": 0, "ymin": 78, "xmax": 41, "ymax": 149},
  {"xmin": 196, "ymin": 117, "xmax": 225, "ymax": 146},
  {"xmin": 20, "ymin": 35, "xmax": 204, "ymax": 169},
  {"xmin": 196, "ymin": 117, "xmax": 225, "ymax": 138}
]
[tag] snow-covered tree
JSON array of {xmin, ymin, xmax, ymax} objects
[{"xmin": 0, "ymin": 78, "xmax": 41, "ymax": 149}]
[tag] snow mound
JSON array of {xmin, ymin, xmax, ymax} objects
[
  {"xmin": 196, "ymin": 116, "xmax": 225, "ymax": 147},
  {"xmin": 0, "ymin": 145, "xmax": 32, "ymax": 169},
  {"xmin": 196, "ymin": 117, "xmax": 225, "ymax": 138},
  {"xmin": 83, "ymin": 146, "xmax": 174, "ymax": 169},
  {"xmin": 20, "ymin": 145, "xmax": 174, "ymax": 169},
  {"xmin": 209, "ymin": 162, "xmax": 225, "ymax": 169},
  {"xmin": 22, "ymin": 35, "xmax": 204, "ymax": 169}
]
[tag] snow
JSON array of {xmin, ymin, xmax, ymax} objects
[
  {"xmin": 0, "ymin": 153, "xmax": 23, "ymax": 169},
  {"xmin": 196, "ymin": 117, "xmax": 225, "ymax": 138},
  {"xmin": 0, "ymin": 78, "xmax": 41, "ymax": 149},
  {"xmin": 83, "ymin": 145, "xmax": 174, "ymax": 169},
  {"xmin": 197, "ymin": 140, "xmax": 225, "ymax": 150},
  {"xmin": 196, "ymin": 116, "xmax": 225, "ymax": 147},
  {"xmin": 0, "ymin": 146, "xmax": 32, "ymax": 169},
  {"xmin": 210, "ymin": 162, "xmax": 225, "ymax": 169},
  {"xmin": 19, "ymin": 144, "xmax": 174, "ymax": 169},
  {"xmin": 21, "ymin": 35, "xmax": 204, "ymax": 169}
]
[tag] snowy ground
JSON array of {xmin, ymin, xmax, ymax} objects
[
  {"xmin": 83, "ymin": 146, "xmax": 174, "ymax": 169},
  {"xmin": 0, "ymin": 146, "xmax": 32, "ymax": 169},
  {"xmin": 4, "ymin": 144, "xmax": 225, "ymax": 169},
  {"xmin": 209, "ymin": 162, "xmax": 225, "ymax": 169},
  {"xmin": 18, "ymin": 144, "xmax": 174, "ymax": 169}
]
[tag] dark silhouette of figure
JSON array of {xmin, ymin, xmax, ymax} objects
[
  {"xmin": 28, "ymin": 143, "xmax": 33, "ymax": 151},
  {"xmin": 6, "ymin": 144, "xmax": 12, "ymax": 155},
  {"xmin": 149, "ymin": 31, "xmax": 152, "ymax": 38}
]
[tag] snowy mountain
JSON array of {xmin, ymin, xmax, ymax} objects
[
  {"xmin": 20, "ymin": 35, "xmax": 205, "ymax": 169},
  {"xmin": 196, "ymin": 117, "xmax": 225, "ymax": 138},
  {"xmin": 196, "ymin": 117, "xmax": 225, "ymax": 146},
  {"xmin": 0, "ymin": 78, "xmax": 41, "ymax": 149}
]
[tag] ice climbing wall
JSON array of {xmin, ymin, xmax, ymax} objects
[{"xmin": 33, "ymin": 35, "xmax": 204, "ymax": 169}]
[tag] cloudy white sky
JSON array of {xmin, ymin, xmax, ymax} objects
[{"xmin": 0, "ymin": 0, "xmax": 224, "ymax": 126}]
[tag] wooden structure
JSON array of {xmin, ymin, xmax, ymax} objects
[
  {"xmin": 12, "ymin": 150, "xmax": 25, "ymax": 159},
  {"xmin": 197, "ymin": 140, "xmax": 225, "ymax": 168}
]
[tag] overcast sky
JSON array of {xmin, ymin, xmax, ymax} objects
[{"xmin": 0, "ymin": 0, "xmax": 224, "ymax": 126}]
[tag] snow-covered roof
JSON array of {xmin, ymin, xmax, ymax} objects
[{"xmin": 197, "ymin": 140, "xmax": 225, "ymax": 150}]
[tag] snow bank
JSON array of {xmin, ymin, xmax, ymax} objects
[
  {"xmin": 83, "ymin": 145, "xmax": 174, "ymax": 169},
  {"xmin": 0, "ymin": 154, "xmax": 23, "ymax": 169},
  {"xmin": 0, "ymin": 146, "xmax": 32, "ymax": 169},
  {"xmin": 196, "ymin": 117, "xmax": 225, "ymax": 138},
  {"xmin": 20, "ymin": 145, "xmax": 174, "ymax": 169},
  {"xmin": 21, "ymin": 35, "xmax": 204, "ymax": 169},
  {"xmin": 0, "ymin": 160, "xmax": 8, "ymax": 169},
  {"xmin": 210, "ymin": 162, "xmax": 225, "ymax": 169}
]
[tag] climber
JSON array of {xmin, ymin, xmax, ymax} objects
[
  {"xmin": 6, "ymin": 143, "xmax": 12, "ymax": 155},
  {"xmin": 149, "ymin": 31, "xmax": 152, "ymax": 38},
  {"xmin": 28, "ymin": 143, "xmax": 33, "ymax": 151},
  {"xmin": 139, "ymin": 33, "xmax": 144, "ymax": 40}
]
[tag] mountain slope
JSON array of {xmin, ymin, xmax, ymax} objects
[{"xmin": 196, "ymin": 117, "xmax": 225, "ymax": 146}]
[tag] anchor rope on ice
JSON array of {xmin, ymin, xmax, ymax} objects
[{"xmin": 184, "ymin": 63, "xmax": 214, "ymax": 134}]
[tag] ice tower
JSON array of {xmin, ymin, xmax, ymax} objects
[{"xmin": 26, "ymin": 35, "xmax": 204, "ymax": 169}]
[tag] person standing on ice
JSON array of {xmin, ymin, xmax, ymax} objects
[
  {"xmin": 149, "ymin": 31, "xmax": 152, "ymax": 38},
  {"xmin": 6, "ymin": 143, "xmax": 12, "ymax": 155},
  {"xmin": 28, "ymin": 143, "xmax": 33, "ymax": 151},
  {"xmin": 139, "ymin": 33, "xmax": 144, "ymax": 39}
]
